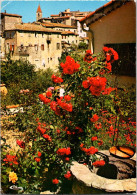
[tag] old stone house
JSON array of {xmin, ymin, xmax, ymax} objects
[
  {"xmin": 80, "ymin": 0, "xmax": 136, "ymax": 76},
  {"xmin": 37, "ymin": 7, "xmax": 91, "ymax": 38},
  {"xmin": 4, "ymin": 23, "xmax": 62, "ymax": 70}
]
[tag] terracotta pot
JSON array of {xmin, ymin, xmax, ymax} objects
[{"xmin": 0, "ymin": 84, "xmax": 8, "ymax": 96}]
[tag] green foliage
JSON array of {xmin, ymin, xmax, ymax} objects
[{"xmin": 78, "ymin": 42, "xmax": 88, "ymax": 50}]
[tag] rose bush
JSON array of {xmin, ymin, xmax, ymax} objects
[{"xmin": 1, "ymin": 48, "xmax": 136, "ymax": 194}]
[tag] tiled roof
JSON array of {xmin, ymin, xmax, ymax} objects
[
  {"xmin": 37, "ymin": 5, "xmax": 42, "ymax": 13},
  {"xmin": 80, "ymin": 0, "xmax": 128, "ymax": 23},
  {"xmin": 1, "ymin": 12, "xmax": 22, "ymax": 18},
  {"xmin": 5, "ymin": 23, "xmax": 61, "ymax": 33},
  {"xmin": 61, "ymin": 31, "xmax": 78, "ymax": 35},
  {"xmin": 52, "ymin": 16, "xmax": 71, "ymax": 19},
  {"xmin": 41, "ymin": 22, "xmax": 76, "ymax": 29},
  {"xmin": 50, "ymin": 14, "xmax": 59, "ymax": 17}
]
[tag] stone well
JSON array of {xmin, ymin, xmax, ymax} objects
[{"xmin": 70, "ymin": 151, "xmax": 136, "ymax": 193}]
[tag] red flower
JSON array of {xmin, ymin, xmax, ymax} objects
[
  {"xmin": 94, "ymin": 122, "xmax": 102, "ymax": 130},
  {"xmin": 56, "ymin": 129, "xmax": 61, "ymax": 134},
  {"xmin": 16, "ymin": 140, "xmax": 25, "ymax": 149},
  {"xmin": 65, "ymin": 157, "xmax": 70, "ymax": 161},
  {"xmin": 89, "ymin": 76, "xmax": 107, "ymax": 96},
  {"xmin": 81, "ymin": 146, "xmax": 98, "ymax": 155},
  {"xmin": 43, "ymin": 134, "xmax": 52, "ymax": 142},
  {"xmin": 60, "ymin": 56, "xmax": 80, "ymax": 75},
  {"xmin": 3, "ymin": 155, "xmax": 18, "ymax": 165},
  {"xmin": 38, "ymin": 151, "xmax": 42, "ymax": 157},
  {"xmin": 103, "ymin": 47, "xmax": 119, "ymax": 63},
  {"xmin": 35, "ymin": 157, "xmax": 41, "ymax": 162},
  {"xmin": 52, "ymin": 179, "xmax": 59, "ymax": 184},
  {"xmin": 64, "ymin": 171, "xmax": 72, "ymax": 179},
  {"xmin": 64, "ymin": 95, "xmax": 71, "ymax": 101},
  {"xmin": 105, "ymin": 62, "xmax": 112, "ymax": 73},
  {"xmin": 75, "ymin": 126, "xmax": 83, "ymax": 133},
  {"xmin": 91, "ymin": 136, "xmax": 98, "ymax": 141},
  {"xmin": 46, "ymin": 91, "xmax": 52, "ymax": 98},
  {"xmin": 82, "ymin": 80, "xmax": 90, "ymax": 89},
  {"xmin": 37, "ymin": 125, "xmax": 46, "ymax": 134},
  {"xmin": 39, "ymin": 94, "xmax": 50, "ymax": 104},
  {"xmin": 51, "ymin": 74, "xmax": 63, "ymax": 83},
  {"xmin": 90, "ymin": 114, "xmax": 99, "ymax": 123},
  {"xmin": 102, "ymin": 87, "xmax": 116, "ymax": 95},
  {"xmin": 92, "ymin": 160, "xmax": 105, "ymax": 167},
  {"xmin": 57, "ymin": 147, "xmax": 71, "ymax": 156},
  {"xmin": 98, "ymin": 140, "xmax": 103, "ymax": 146}
]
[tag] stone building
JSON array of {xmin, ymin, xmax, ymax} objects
[
  {"xmin": 0, "ymin": 11, "xmax": 22, "ymax": 33},
  {"xmin": 4, "ymin": 23, "xmax": 62, "ymax": 70},
  {"xmin": 80, "ymin": 0, "xmax": 136, "ymax": 76},
  {"xmin": 37, "ymin": 7, "xmax": 91, "ymax": 38}
]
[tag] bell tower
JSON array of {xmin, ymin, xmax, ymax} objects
[{"xmin": 36, "ymin": 4, "xmax": 42, "ymax": 21}]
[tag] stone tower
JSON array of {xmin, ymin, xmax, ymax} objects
[{"xmin": 36, "ymin": 4, "xmax": 42, "ymax": 21}]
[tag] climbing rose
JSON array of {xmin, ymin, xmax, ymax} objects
[
  {"xmin": 89, "ymin": 76, "xmax": 107, "ymax": 96},
  {"xmin": 16, "ymin": 140, "xmax": 25, "ymax": 149},
  {"xmin": 65, "ymin": 157, "xmax": 70, "ymax": 161},
  {"xmin": 37, "ymin": 125, "xmax": 46, "ymax": 134},
  {"xmin": 60, "ymin": 56, "xmax": 80, "ymax": 75},
  {"xmin": 38, "ymin": 152, "xmax": 42, "ymax": 157},
  {"xmin": 39, "ymin": 94, "xmax": 50, "ymax": 104},
  {"xmin": 103, "ymin": 47, "xmax": 119, "ymax": 63},
  {"xmin": 102, "ymin": 87, "xmax": 116, "ymax": 95},
  {"xmin": 57, "ymin": 147, "xmax": 71, "ymax": 156},
  {"xmin": 91, "ymin": 136, "xmax": 98, "ymax": 141},
  {"xmin": 3, "ymin": 155, "xmax": 18, "ymax": 165},
  {"xmin": 92, "ymin": 160, "xmax": 105, "ymax": 167},
  {"xmin": 51, "ymin": 74, "xmax": 63, "ymax": 83},
  {"xmin": 90, "ymin": 114, "xmax": 99, "ymax": 123},
  {"xmin": 35, "ymin": 157, "xmax": 41, "ymax": 162},
  {"xmin": 82, "ymin": 80, "xmax": 90, "ymax": 89},
  {"xmin": 52, "ymin": 179, "xmax": 59, "ymax": 184},
  {"xmin": 64, "ymin": 171, "xmax": 72, "ymax": 179},
  {"xmin": 43, "ymin": 134, "xmax": 52, "ymax": 142},
  {"xmin": 46, "ymin": 91, "xmax": 52, "ymax": 98},
  {"xmin": 64, "ymin": 95, "xmax": 71, "ymax": 101}
]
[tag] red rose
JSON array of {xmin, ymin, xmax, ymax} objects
[
  {"xmin": 64, "ymin": 171, "xmax": 71, "ymax": 179},
  {"xmin": 52, "ymin": 179, "xmax": 59, "ymax": 184},
  {"xmin": 43, "ymin": 134, "xmax": 52, "ymax": 142},
  {"xmin": 65, "ymin": 157, "xmax": 70, "ymax": 161},
  {"xmin": 92, "ymin": 160, "xmax": 105, "ymax": 167},
  {"xmin": 38, "ymin": 152, "xmax": 42, "ymax": 157},
  {"xmin": 90, "ymin": 114, "xmax": 99, "ymax": 123},
  {"xmin": 46, "ymin": 91, "xmax": 52, "ymax": 98},
  {"xmin": 91, "ymin": 136, "xmax": 98, "ymax": 141},
  {"xmin": 89, "ymin": 76, "xmax": 107, "ymax": 96},
  {"xmin": 64, "ymin": 95, "xmax": 71, "ymax": 101},
  {"xmin": 51, "ymin": 74, "xmax": 63, "ymax": 83},
  {"xmin": 16, "ymin": 140, "xmax": 25, "ymax": 149},
  {"xmin": 35, "ymin": 157, "xmax": 41, "ymax": 162},
  {"xmin": 82, "ymin": 80, "xmax": 90, "ymax": 89},
  {"xmin": 37, "ymin": 125, "xmax": 46, "ymax": 134}
]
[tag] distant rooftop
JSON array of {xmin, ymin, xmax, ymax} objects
[{"xmin": 1, "ymin": 12, "xmax": 22, "ymax": 18}]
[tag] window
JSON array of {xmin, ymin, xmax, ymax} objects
[
  {"xmin": 41, "ymin": 44, "xmax": 44, "ymax": 51},
  {"xmin": 35, "ymin": 33, "xmax": 38, "ymax": 38},
  {"xmin": 20, "ymin": 32, "xmax": 24, "ymax": 37},
  {"xmin": 34, "ymin": 44, "xmax": 38, "ymax": 51},
  {"xmin": 48, "ymin": 58, "xmax": 49, "ymax": 63},
  {"xmin": 57, "ymin": 34, "xmax": 59, "ymax": 38},
  {"xmin": 50, "ymin": 57, "xmax": 52, "ymax": 61},
  {"xmin": 6, "ymin": 43, "xmax": 9, "ymax": 51},
  {"xmin": 28, "ymin": 33, "xmax": 31, "ymax": 37},
  {"xmin": 57, "ymin": 43, "xmax": 60, "ymax": 50},
  {"xmin": 42, "ymin": 33, "xmax": 44, "ymax": 38}
]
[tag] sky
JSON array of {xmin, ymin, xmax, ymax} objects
[{"xmin": 1, "ymin": 0, "xmax": 109, "ymax": 23}]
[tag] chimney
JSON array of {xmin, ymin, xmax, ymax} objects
[{"xmin": 5, "ymin": 10, "xmax": 6, "ymax": 13}]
